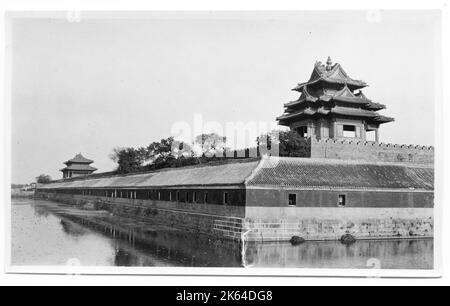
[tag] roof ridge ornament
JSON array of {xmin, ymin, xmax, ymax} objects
[{"xmin": 326, "ymin": 56, "xmax": 333, "ymax": 71}]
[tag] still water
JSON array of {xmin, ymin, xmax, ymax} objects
[{"xmin": 11, "ymin": 199, "xmax": 433, "ymax": 269}]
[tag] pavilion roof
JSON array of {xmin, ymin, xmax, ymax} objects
[
  {"xmin": 277, "ymin": 104, "xmax": 394, "ymax": 125},
  {"xmin": 284, "ymin": 85, "xmax": 386, "ymax": 112},
  {"xmin": 64, "ymin": 153, "xmax": 94, "ymax": 165},
  {"xmin": 292, "ymin": 59, "xmax": 367, "ymax": 92},
  {"xmin": 60, "ymin": 164, "xmax": 98, "ymax": 172}
]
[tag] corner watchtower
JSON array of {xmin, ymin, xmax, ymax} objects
[{"xmin": 277, "ymin": 57, "xmax": 394, "ymax": 143}]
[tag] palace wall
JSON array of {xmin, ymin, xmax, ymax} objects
[
  {"xmin": 229, "ymin": 138, "xmax": 434, "ymax": 164},
  {"xmin": 36, "ymin": 189, "xmax": 434, "ymax": 242},
  {"xmin": 245, "ymin": 188, "xmax": 434, "ymax": 208},
  {"xmin": 242, "ymin": 187, "xmax": 434, "ymax": 242},
  {"xmin": 309, "ymin": 138, "xmax": 434, "ymax": 164},
  {"xmin": 35, "ymin": 153, "xmax": 434, "ymax": 243}
]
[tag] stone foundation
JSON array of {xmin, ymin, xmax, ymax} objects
[{"xmin": 244, "ymin": 207, "xmax": 434, "ymax": 242}]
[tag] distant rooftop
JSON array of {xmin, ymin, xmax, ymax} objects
[
  {"xmin": 64, "ymin": 153, "xmax": 94, "ymax": 165},
  {"xmin": 60, "ymin": 164, "xmax": 98, "ymax": 172}
]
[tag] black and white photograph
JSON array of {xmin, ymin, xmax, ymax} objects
[{"xmin": 1, "ymin": 1, "xmax": 449, "ymax": 287}]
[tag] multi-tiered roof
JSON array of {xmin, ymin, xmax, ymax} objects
[
  {"xmin": 60, "ymin": 153, "xmax": 97, "ymax": 175},
  {"xmin": 277, "ymin": 57, "xmax": 394, "ymax": 126}
]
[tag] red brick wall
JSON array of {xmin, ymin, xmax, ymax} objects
[{"xmin": 246, "ymin": 188, "xmax": 434, "ymax": 208}]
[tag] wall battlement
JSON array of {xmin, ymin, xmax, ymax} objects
[
  {"xmin": 210, "ymin": 138, "xmax": 434, "ymax": 164},
  {"xmin": 310, "ymin": 138, "xmax": 434, "ymax": 164},
  {"xmin": 312, "ymin": 137, "xmax": 434, "ymax": 150}
]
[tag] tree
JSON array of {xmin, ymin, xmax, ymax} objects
[
  {"xmin": 147, "ymin": 137, "xmax": 176, "ymax": 160},
  {"xmin": 36, "ymin": 174, "xmax": 52, "ymax": 184},
  {"xmin": 109, "ymin": 146, "xmax": 149, "ymax": 173},
  {"xmin": 146, "ymin": 136, "xmax": 179, "ymax": 167},
  {"xmin": 110, "ymin": 134, "xmax": 229, "ymax": 174},
  {"xmin": 258, "ymin": 130, "xmax": 310, "ymax": 157}
]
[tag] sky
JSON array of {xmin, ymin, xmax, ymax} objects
[{"xmin": 10, "ymin": 11, "xmax": 440, "ymax": 183}]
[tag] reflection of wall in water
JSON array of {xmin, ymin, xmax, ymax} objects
[
  {"xmin": 244, "ymin": 240, "xmax": 434, "ymax": 269},
  {"xmin": 56, "ymin": 211, "xmax": 243, "ymax": 268},
  {"xmin": 60, "ymin": 219, "xmax": 89, "ymax": 237}
]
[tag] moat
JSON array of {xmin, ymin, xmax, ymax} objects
[{"xmin": 11, "ymin": 199, "xmax": 434, "ymax": 269}]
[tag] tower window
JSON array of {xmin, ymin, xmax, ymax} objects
[
  {"xmin": 343, "ymin": 125, "xmax": 356, "ymax": 138},
  {"xmin": 288, "ymin": 194, "xmax": 297, "ymax": 206},
  {"xmin": 193, "ymin": 191, "xmax": 197, "ymax": 203},
  {"xmin": 296, "ymin": 126, "xmax": 308, "ymax": 138},
  {"xmin": 204, "ymin": 192, "xmax": 209, "ymax": 203},
  {"xmin": 338, "ymin": 194, "xmax": 346, "ymax": 207}
]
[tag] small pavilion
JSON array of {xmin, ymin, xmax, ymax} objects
[{"xmin": 60, "ymin": 153, "xmax": 97, "ymax": 179}]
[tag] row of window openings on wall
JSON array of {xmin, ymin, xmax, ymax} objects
[
  {"xmin": 81, "ymin": 189, "xmax": 230, "ymax": 205},
  {"xmin": 288, "ymin": 194, "xmax": 346, "ymax": 207},
  {"xmin": 296, "ymin": 125, "xmax": 372, "ymax": 139},
  {"xmin": 296, "ymin": 125, "xmax": 356, "ymax": 137}
]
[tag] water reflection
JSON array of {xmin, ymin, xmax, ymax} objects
[
  {"xmin": 60, "ymin": 219, "xmax": 88, "ymax": 237},
  {"xmin": 33, "ymin": 204, "xmax": 51, "ymax": 218},
  {"xmin": 12, "ymin": 199, "xmax": 241, "ymax": 267},
  {"xmin": 11, "ymin": 199, "xmax": 433, "ymax": 269},
  {"xmin": 244, "ymin": 239, "xmax": 433, "ymax": 269}
]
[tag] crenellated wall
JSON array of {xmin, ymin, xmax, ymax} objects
[
  {"xmin": 224, "ymin": 138, "xmax": 434, "ymax": 164},
  {"xmin": 309, "ymin": 138, "xmax": 434, "ymax": 164}
]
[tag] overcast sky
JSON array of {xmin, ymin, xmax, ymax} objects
[{"xmin": 10, "ymin": 11, "xmax": 440, "ymax": 183}]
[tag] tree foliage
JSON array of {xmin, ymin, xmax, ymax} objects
[
  {"xmin": 36, "ymin": 174, "xmax": 52, "ymax": 184},
  {"xmin": 109, "ymin": 146, "xmax": 149, "ymax": 173},
  {"xmin": 258, "ymin": 130, "xmax": 310, "ymax": 157},
  {"xmin": 147, "ymin": 137, "xmax": 176, "ymax": 163},
  {"xmin": 109, "ymin": 130, "xmax": 310, "ymax": 174},
  {"xmin": 110, "ymin": 136, "xmax": 211, "ymax": 173}
]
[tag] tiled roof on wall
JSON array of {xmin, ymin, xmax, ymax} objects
[
  {"xmin": 246, "ymin": 157, "xmax": 434, "ymax": 190},
  {"xmin": 40, "ymin": 157, "xmax": 433, "ymax": 192},
  {"xmin": 40, "ymin": 160, "xmax": 260, "ymax": 189}
]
